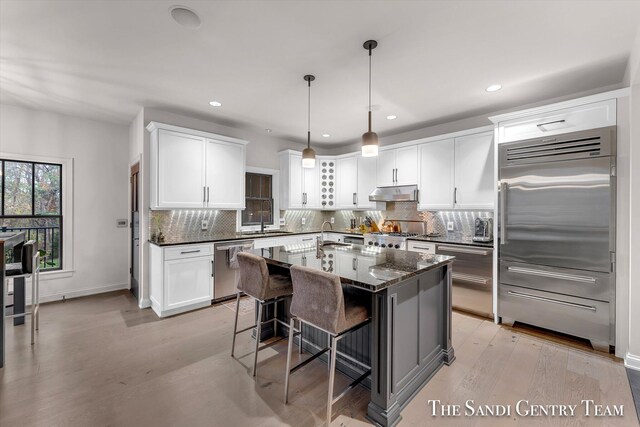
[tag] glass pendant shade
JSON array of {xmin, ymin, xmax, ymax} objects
[
  {"xmin": 302, "ymin": 146, "xmax": 316, "ymax": 168},
  {"xmin": 361, "ymin": 132, "xmax": 379, "ymax": 157}
]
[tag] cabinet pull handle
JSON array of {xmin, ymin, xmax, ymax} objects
[
  {"xmin": 352, "ymin": 257, "xmax": 357, "ymax": 271},
  {"xmin": 180, "ymin": 249, "xmax": 201, "ymax": 254},
  {"xmin": 507, "ymin": 290, "xmax": 596, "ymax": 311},
  {"xmin": 211, "ymin": 260, "xmax": 214, "ymax": 277},
  {"xmin": 507, "ymin": 266, "xmax": 596, "ymax": 284},
  {"xmin": 394, "ymin": 168, "xmax": 398, "ymax": 183},
  {"xmin": 302, "ymin": 238, "xmax": 313, "ymax": 241},
  {"xmin": 391, "ymin": 168, "xmax": 394, "ymax": 183},
  {"xmin": 437, "ymin": 245, "xmax": 490, "ymax": 255},
  {"xmin": 207, "ymin": 186, "xmax": 210, "ymax": 203},
  {"xmin": 452, "ymin": 272, "xmax": 489, "ymax": 285},
  {"xmin": 536, "ymin": 119, "xmax": 565, "ymax": 128},
  {"xmin": 453, "ymin": 187, "xmax": 457, "ymax": 204},
  {"xmin": 353, "ymin": 192, "xmax": 357, "ymax": 205},
  {"xmin": 412, "ymin": 245, "xmax": 433, "ymax": 251},
  {"xmin": 203, "ymin": 187, "xmax": 206, "ymax": 203},
  {"xmin": 499, "ymin": 181, "xmax": 508, "ymax": 245}
]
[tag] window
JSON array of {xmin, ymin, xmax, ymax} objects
[
  {"xmin": 242, "ymin": 172, "xmax": 273, "ymax": 226},
  {"xmin": 1, "ymin": 159, "xmax": 62, "ymax": 271}
]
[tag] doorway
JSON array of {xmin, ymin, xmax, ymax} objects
[{"xmin": 130, "ymin": 163, "xmax": 140, "ymax": 299}]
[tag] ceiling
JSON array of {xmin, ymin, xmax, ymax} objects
[{"xmin": 1, "ymin": 1, "xmax": 639, "ymax": 146}]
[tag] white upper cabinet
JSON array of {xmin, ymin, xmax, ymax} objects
[
  {"xmin": 279, "ymin": 151, "xmax": 320, "ymax": 209},
  {"xmin": 148, "ymin": 123, "xmax": 248, "ymax": 210},
  {"xmin": 376, "ymin": 146, "xmax": 418, "ymax": 187},
  {"xmin": 495, "ymin": 99, "xmax": 616, "ymax": 143},
  {"xmin": 417, "ymin": 130, "xmax": 495, "ymax": 211},
  {"xmin": 418, "ymin": 138, "xmax": 455, "ymax": 210},
  {"xmin": 205, "ymin": 139, "xmax": 245, "ymax": 209},
  {"xmin": 155, "ymin": 129, "xmax": 206, "ymax": 209},
  {"xmin": 336, "ymin": 156, "xmax": 358, "ymax": 208},
  {"xmin": 356, "ymin": 155, "xmax": 377, "ymax": 209},
  {"xmin": 454, "ymin": 132, "xmax": 494, "ymax": 209}
]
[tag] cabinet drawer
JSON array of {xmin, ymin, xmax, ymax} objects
[
  {"xmin": 164, "ymin": 244, "xmax": 213, "ymax": 261},
  {"xmin": 407, "ymin": 241, "xmax": 436, "ymax": 254},
  {"xmin": 499, "ymin": 99, "xmax": 616, "ymax": 143},
  {"xmin": 435, "ymin": 244, "xmax": 493, "ymax": 277},
  {"xmin": 498, "ymin": 284, "xmax": 611, "ymax": 345}
]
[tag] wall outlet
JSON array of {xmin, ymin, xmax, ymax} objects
[
  {"xmin": 447, "ymin": 221, "xmax": 454, "ymax": 231},
  {"xmin": 116, "ymin": 219, "xmax": 128, "ymax": 228},
  {"xmin": 330, "ymin": 217, "xmax": 334, "ymax": 224},
  {"xmin": 279, "ymin": 218, "xmax": 285, "ymax": 226},
  {"xmin": 301, "ymin": 217, "xmax": 306, "ymax": 225},
  {"xmin": 201, "ymin": 219, "xmax": 209, "ymax": 230}
]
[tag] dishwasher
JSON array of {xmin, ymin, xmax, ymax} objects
[
  {"xmin": 213, "ymin": 240, "xmax": 254, "ymax": 301},
  {"xmin": 435, "ymin": 244, "xmax": 494, "ymax": 319}
]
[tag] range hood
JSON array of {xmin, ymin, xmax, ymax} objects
[{"xmin": 369, "ymin": 185, "xmax": 419, "ymax": 202}]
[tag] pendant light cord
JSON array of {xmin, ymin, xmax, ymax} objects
[
  {"xmin": 368, "ymin": 47, "xmax": 372, "ymax": 112},
  {"xmin": 307, "ymin": 79, "xmax": 311, "ymax": 149}
]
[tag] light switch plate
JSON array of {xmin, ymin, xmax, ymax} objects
[
  {"xmin": 301, "ymin": 217, "xmax": 306, "ymax": 225},
  {"xmin": 201, "ymin": 219, "xmax": 209, "ymax": 230},
  {"xmin": 447, "ymin": 221, "xmax": 454, "ymax": 231},
  {"xmin": 330, "ymin": 217, "xmax": 334, "ymax": 224},
  {"xmin": 279, "ymin": 218, "xmax": 285, "ymax": 226}
]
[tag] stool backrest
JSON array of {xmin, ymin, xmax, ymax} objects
[
  {"xmin": 289, "ymin": 265, "xmax": 345, "ymax": 335},
  {"xmin": 21, "ymin": 240, "xmax": 37, "ymax": 274},
  {"xmin": 236, "ymin": 252, "xmax": 269, "ymax": 300}
]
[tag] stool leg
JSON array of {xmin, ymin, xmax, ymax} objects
[
  {"xmin": 30, "ymin": 275, "xmax": 35, "ymax": 345},
  {"xmin": 230, "ymin": 292, "xmax": 241, "ymax": 357},
  {"xmin": 284, "ymin": 317, "xmax": 295, "ymax": 403},
  {"xmin": 35, "ymin": 271, "xmax": 39, "ymax": 331},
  {"xmin": 252, "ymin": 301, "xmax": 263, "ymax": 377},
  {"xmin": 273, "ymin": 299, "xmax": 278, "ymax": 339},
  {"xmin": 326, "ymin": 335, "xmax": 338, "ymax": 425},
  {"xmin": 298, "ymin": 318, "xmax": 303, "ymax": 355}
]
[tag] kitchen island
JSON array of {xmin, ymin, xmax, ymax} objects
[
  {"xmin": 252, "ymin": 243, "xmax": 455, "ymax": 427},
  {"xmin": 0, "ymin": 231, "xmax": 26, "ymax": 369}
]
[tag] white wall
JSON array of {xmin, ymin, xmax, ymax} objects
[
  {"xmin": 626, "ymin": 29, "xmax": 640, "ymax": 369},
  {"xmin": 0, "ymin": 104, "xmax": 130, "ymax": 301}
]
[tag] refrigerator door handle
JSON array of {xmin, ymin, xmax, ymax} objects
[
  {"xmin": 499, "ymin": 181, "xmax": 508, "ymax": 244},
  {"xmin": 507, "ymin": 266, "xmax": 597, "ymax": 284},
  {"xmin": 507, "ymin": 290, "xmax": 597, "ymax": 311}
]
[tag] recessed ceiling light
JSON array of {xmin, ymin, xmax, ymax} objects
[
  {"xmin": 386, "ymin": 115, "xmax": 397, "ymax": 120},
  {"xmin": 265, "ymin": 128, "xmax": 272, "ymax": 133},
  {"xmin": 209, "ymin": 101, "xmax": 222, "ymax": 107},
  {"xmin": 169, "ymin": 6, "xmax": 201, "ymax": 29},
  {"xmin": 322, "ymin": 133, "xmax": 330, "ymax": 138},
  {"xmin": 485, "ymin": 84, "xmax": 502, "ymax": 92}
]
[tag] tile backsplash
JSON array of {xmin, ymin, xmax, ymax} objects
[{"xmin": 150, "ymin": 202, "xmax": 492, "ymax": 242}]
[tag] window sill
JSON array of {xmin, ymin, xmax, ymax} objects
[{"xmin": 40, "ymin": 269, "xmax": 75, "ymax": 280}]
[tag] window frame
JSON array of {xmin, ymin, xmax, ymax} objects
[
  {"xmin": 237, "ymin": 167, "xmax": 280, "ymax": 232},
  {"xmin": 1, "ymin": 159, "xmax": 63, "ymax": 270},
  {"xmin": 0, "ymin": 152, "xmax": 73, "ymax": 277}
]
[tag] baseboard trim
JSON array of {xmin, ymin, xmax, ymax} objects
[
  {"xmin": 35, "ymin": 283, "xmax": 130, "ymax": 304},
  {"xmin": 139, "ymin": 298, "xmax": 152, "ymax": 309},
  {"xmin": 625, "ymin": 352, "xmax": 640, "ymax": 371}
]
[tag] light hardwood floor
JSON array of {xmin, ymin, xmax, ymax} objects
[{"xmin": 0, "ymin": 291, "xmax": 637, "ymax": 427}]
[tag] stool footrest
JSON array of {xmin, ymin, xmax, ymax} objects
[
  {"xmin": 289, "ymin": 346, "xmax": 330, "ymax": 374},
  {"xmin": 331, "ymin": 369, "xmax": 371, "ymax": 405}
]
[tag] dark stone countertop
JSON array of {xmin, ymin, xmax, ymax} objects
[
  {"xmin": 149, "ymin": 229, "xmax": 365, "ymax": 247},
  {"xmin": 407, "ymin": 235, "xmax": 494, "ymax": 248},
  {"xmin": 252, "ymin": 243, "xmax": 454, "ymax": 292}
]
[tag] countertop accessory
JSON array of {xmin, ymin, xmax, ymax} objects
[
  {"xmin": 361, "ymin": 40, "xmax": 379, "ymax": 157},
  {"xmin": 472, "ymin": 217, "xmax": 493, "ymax": 242},
  {"xmin": 302, "ymin": 74, "xmax": 316, "ymax": 168}
]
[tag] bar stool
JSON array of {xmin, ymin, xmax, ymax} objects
[
  {"xmin": 4, "ymin": 240, "xmax": 40, "ymax": 345},
  {"xmin": 231, "ymin": 252, "xmax": 299, "ymax": 377},
  {"xmin": 284, "ymin": 265, "xmax": 371, "ymax": 425}
]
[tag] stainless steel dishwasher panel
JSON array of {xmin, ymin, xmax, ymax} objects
[{"xmin": 214, "ymin": 240, "xmax": 254, "ymax": 301}]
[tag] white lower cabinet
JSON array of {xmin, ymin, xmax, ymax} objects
[
  {"xmin": 150, "ymin": 243, "xmax": 213, "ymax": 317},
  {"xmin": 406, "ymin": 240, "xmax": 436, "ymax": 254}
]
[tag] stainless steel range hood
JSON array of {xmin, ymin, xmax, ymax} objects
[{"xmin": 369, "ymin": 185, "xmax": 419, "ymax": 202}]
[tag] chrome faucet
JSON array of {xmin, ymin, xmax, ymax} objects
[
  {"xmin": 320, "ymin": 220, "xmax": 333, "ymax": 244},
  {"xmin": 260, "ymin": 199, "xmax": 273, "ymax": 234}
]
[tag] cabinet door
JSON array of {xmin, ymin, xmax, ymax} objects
[
  {"xmin": 418, "ymin": 139, "xmax": 454, "ymax": 210},
  {"xmin": 164, "ymin": 256, "xmax": 212, "ymax": 311},
  {"xmin": 336, "ymin": 156, "xmax": 358, "ymax": 208},
  {"xmin": 206, "ymin": 139, "xmax": 245, "ymax": 208},
  {"xmin": 454, "ymin": 132, "xmax": 494, "ymax": 209},
  {"xmin": 357, "ymin": 156, "xmax": 377, "ymax": 209},
  {"xmin": 376, "ymin": 150, "xmax": 396, "ymax": 187},
  {"xmin": 157, "ymin": 130, "xmax": 206, "ymax": 208},
  {"xmin": 287, "ymin": 154, "xmax": 304, "ymax": 208},
  {"xmin": 302, "ymin": 161, "xmax": 320, "ymax": 208},
  {"xmin": 395, "ymin": 146, "xmax": 418, "ymax": 185}
]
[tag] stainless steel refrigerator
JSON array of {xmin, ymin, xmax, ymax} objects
[{"xmin": 497, "ymin": 126, "xmax": 616, "ymax": 352}]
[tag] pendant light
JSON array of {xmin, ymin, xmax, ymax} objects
[
  {"xmin": 361, "ymin": 40, "xmax": 379, "ymax": 157},
  {"xmin": 302, "ymin": 74, "xmax": 316, "ymax": 168}
]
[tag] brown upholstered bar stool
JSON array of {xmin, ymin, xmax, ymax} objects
[
  {"xmin": 4, "ymin": 240, "xmax": 40, "ymax": 345},
  {"xmin": 231, "ymin": 252, "xmax": 298, "ymax": 378},
  {"xmin": 284, "ymin": 265, "xmax": 371, "ymax": 425}
]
